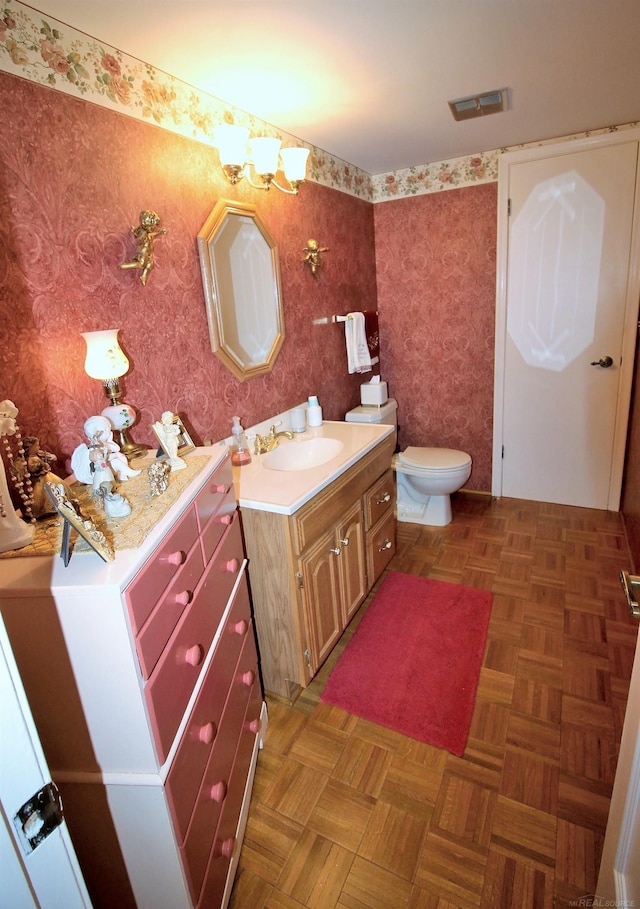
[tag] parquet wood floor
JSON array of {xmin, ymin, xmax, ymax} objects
[{"xmin": 230, "ymin": 493, "xmax": 639, "ymax": 908}]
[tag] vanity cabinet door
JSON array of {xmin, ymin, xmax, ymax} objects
[
  {"xmin": 337, "ymin": 500, "xmax": 366, "ymax": 625},
  {"xmin": 299, "ymin": 527, "xmax": 343, "ymax": 679}
]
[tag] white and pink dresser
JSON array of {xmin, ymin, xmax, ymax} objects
[{"xmin": 0, "ymin": 446, "xmax": 264, "ymax": 908}]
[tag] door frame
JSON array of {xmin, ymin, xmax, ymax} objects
[
  {"xmin": 596, "ymin": 625, "xmax": 640, "ymax": 903},
  {"xmin": 492, "ymin": 128, "xmax": 640, "ymax": 508}
]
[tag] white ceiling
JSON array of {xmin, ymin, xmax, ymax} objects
[{"xmin": 26, "ymin": 0, "xmax": 640, "ymax": 176}]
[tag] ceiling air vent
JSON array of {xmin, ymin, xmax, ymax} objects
[{"xmin": 448, "ymin": 88, "xmax": 508, "ymax": 121}]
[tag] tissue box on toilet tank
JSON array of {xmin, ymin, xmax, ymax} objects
[{"xmin": 360, "ymin": 380, "xmax": 388, "ymax": 406}]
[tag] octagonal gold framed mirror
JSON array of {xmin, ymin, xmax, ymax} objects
[{"xmin": 197, "ymin": 199, "xmax": 285, "ymax": 381}]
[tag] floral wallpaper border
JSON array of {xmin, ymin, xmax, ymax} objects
[
  {"xmin": 2, "ymin": 0, "xmax": 638, "ymax": 204},
  {"xmin": 1, "ymin": 0, "xmax": 372, "ymax": 199},
  {"xmin": 371, "ymin": 122, "xmax": 640, "ymax": 201}
]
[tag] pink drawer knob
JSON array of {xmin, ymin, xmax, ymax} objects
[
  {"xmin": 248, "ymin": 718, "xmax": 261, "ymax": 734},
  {"xmin": 224, "ymin": 558, "xmax": 239, "ymax": 573},
  {"xmin": 184, "ymin": 644, "xmax": 204, "ymax": 667},
  {"xmin": 173, "ymin": 590, "xmax": 192, "ymax": 607},
  {"xmin": 213, "ymin": 483, "xmax": 226, "ymax": 494},
  {"xmin": 234, "ymin": 619, "xmax": 248, "ymax": 636},
  {"xmin": 210, "ymin": 780, "xmax": 227, "ymax": 803},
  {"xmin": 198, "ymin": 722, "xmax": 216, "ymax": 745},
  {"xmin": 219, "ymin": 514, "xmax": 233, "ymax": 526},
  {"xmin": 221, "ymin": 837, "xmax": 235, "ymax": 859},
  {"xmin": 242, "ymin": 670, "xmax": 255, "ymax": 687},
  {"xmin": 164, "ymin": 550, "xmax": 185, "ymax": 567}
]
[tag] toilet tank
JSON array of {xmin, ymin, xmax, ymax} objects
[{"xmin": 345, "ymin": 399, "xmax": 398, "ymax": 445}]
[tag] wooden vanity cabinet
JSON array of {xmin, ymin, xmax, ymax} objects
[
  {"xmin": 298, "ymin": 498, "xmax": 366, "ymax": 676},
  {"xmin": 241, "ymin": 434, "xmax": 395, "ymax": 701},
  {"xmin": 0, "ymin": 450, "xmax": 264, "ymax": 909}
]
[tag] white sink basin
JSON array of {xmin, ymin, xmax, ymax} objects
[{"xmin": 262, "ymin": 437, "xmax": 344, "ymax": 471}]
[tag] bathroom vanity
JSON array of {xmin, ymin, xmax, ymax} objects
[
  {"xmin": 0, "ymin": 449, "xmax": 263, "ymax": 909},
  {"xmin": 237, "ymin": 421, "xmax": 396, "ymax": 701}
]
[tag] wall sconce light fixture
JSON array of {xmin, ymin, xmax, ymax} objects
[
  {"xmin": 215, "ymin": 124, "xmax": 310, "ymax": 195},
  {"xmin": 82, "ymin": 329, "xmax": 147, "ymax": 458}
]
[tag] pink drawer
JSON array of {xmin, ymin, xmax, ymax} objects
[
  {"xmin": 195, "ymin": 670, "xmax": 263, "ymax": 909},
  {"xmin": 125, "ymin": 506, "xmax": 199, "ymax": 633},
  {"xmin": 200, "ymin": 486, "xmax": 237, "ymax": 565},
  {"xmin": 183, "ymin": 632, "xmax": 261, "ymax": 904},
  {"xmin": 145, "ymin": 514, "xmax": 244, "ymax": 763},
  {"xmin": 195, "ymin": 455, "xmax": 233, "ymax": 531},
  {"xmin": 135, "ymin": 543, "xmax": 205, "ymax": 680},
  {"xmin": 198, "ymin": 510, "xmax": 244, "ymax": 627},
  {"xmin": 165, "ymin": 577, "xmax": 252, "ymax": 843}
]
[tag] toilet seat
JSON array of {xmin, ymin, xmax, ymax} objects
[{"xmin": 397, "ymin": 447, "xmax": 472, "ymax": 472}]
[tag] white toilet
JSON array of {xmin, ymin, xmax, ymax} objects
[{"xmin": 345, "ymin": 398, "xmax": 472, "ymax": 527}]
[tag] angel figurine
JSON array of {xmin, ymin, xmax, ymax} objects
[
  {"xmin": 302, "ymin": 239, "xmax": 329, "ymax": 278},
  {"xmin": 120, "ymin": 209, "xmax": 168, "ymax": 286},
  {"xmin": 153, "ymin": 411, "xmax": 186, "ymax": 471},
  {"xmin": 71, "ymin": 415, "xmax": 141, "ymax": 485},
  {"xmin": 87, "ymin": 428, "xmax": 131, "ymax": 518}
]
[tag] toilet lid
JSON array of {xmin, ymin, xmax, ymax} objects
[{"xmin": 398, "ymin": 447, "xmax": 472, "ymax": 470}]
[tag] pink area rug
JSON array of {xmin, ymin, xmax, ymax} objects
[{"xmin": 321, "ymin": 572, "xmax": 492, "ymax": 756}]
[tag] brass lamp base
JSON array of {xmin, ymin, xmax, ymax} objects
[{"xmin": 115, "ymin": 429, "xmax": 148, "ymax": 461}]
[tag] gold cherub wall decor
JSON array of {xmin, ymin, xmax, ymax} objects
[
  {"xmin": 120, "ymin": 210, "xmax": 168, "ymax": 286},
  {"xmin": 302, "ymin": 239, "xmax": 329, "ymax": 278}
]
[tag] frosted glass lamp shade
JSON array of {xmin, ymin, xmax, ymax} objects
[
  {"xmin": 280, "ymin": 147, "xmax": 310, "ymax": 183},
  {"xmin": 249, "ymin": 137, "xmax": 281, "ymax": 176},
  {"xmin": 215, "ymin": 124, "xmax": 249, "ymax": 167},
  {"xmin": 82, "ymin": 329, "xmax": 129, "ymax": 380}
]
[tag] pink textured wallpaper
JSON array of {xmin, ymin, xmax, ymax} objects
[
  {"xmin": 0, "ymin": 72, "xmax": 377, "ymax": 474},
  {"xmin": 374, "ymin": 184, "xmax": 497, "ymax": 491}
]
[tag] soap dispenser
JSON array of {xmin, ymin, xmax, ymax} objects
[
  {"xmin": 230, "ymin": 416, "xmax": 252, "ymax": 466},
  {"xmin": 306, "ymin": 395, "xmax": 323, "ymax": 427}
]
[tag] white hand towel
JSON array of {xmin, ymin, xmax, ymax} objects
[{"xmin": 345, "ymin": 312, "xmax": 372, "ymax": 374}]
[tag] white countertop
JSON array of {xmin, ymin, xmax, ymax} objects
[{"xmin": 233, "ymin": 420, "xmax": 395, "ymax": 515}]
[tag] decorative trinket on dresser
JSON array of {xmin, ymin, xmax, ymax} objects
[
  {"xmin": 8, "ymin": 434, "xmax": 63, "ymax": 519},
  {"xmin": 0, "ymin": 400, "xmax": 35, "ymax": 552},
  {"xmin": 152, "ymin": 411, "xmax": 194, "ymax": 471},
  {"xmin": 148, "ymin": 459, "xmax": 171, "ymax": 496},
  {"xmin": 71, "ymin": 415, "xmax": 141, "ymax": 486},
  {"xmin": 44, "ymin": 481, "xmax": 114, "ymax": 564}
]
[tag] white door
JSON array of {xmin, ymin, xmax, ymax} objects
[
  {"xmin": 493, "ymin": 132, "xmax": 640, "ymax": 509},
  {"xmin": 0, "ymin": 615, "xmax": 92, "ymax": 909}
]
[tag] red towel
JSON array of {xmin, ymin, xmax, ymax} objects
[{"xmin": 363, "ymin": 310, "xmax": 379, "ymax": 360}]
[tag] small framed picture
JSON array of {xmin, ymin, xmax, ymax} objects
[
  {"xmin": 152, "ymin": 414, "xmax": 195, "ymax": 460},
  {"xmin": 44, "ymin": 481, "xmax": 114, "ymax": 565}
]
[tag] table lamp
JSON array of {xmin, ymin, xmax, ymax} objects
[{"xmin": 81, "ymin": 329, "xmax": 147, "ymax": 459}]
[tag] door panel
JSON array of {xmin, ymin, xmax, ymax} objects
[
  {"xmin": 337, "ymin": 501, "xmax": 366, "ymax": 625},
  {"xmin": 299, "ymin": 529, "xmax": 342, "ymax": 676},
  {"xmin": 496, "ymin": 137, "xmax": 640, "ymax": 509}
]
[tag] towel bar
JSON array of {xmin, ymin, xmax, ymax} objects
[
  {"xmin": 619, "ymin": 570, "xmax": 640, "ymax": 617},
  {"xmin": 331, "ymin": 311, "xmax": 379, "ymax": 323}
]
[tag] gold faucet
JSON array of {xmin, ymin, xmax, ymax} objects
[{"xmin": 254, "ymin": 424, "xmax": 294, "ymax": 455}]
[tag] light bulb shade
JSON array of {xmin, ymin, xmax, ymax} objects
[
  {"xmin": 280, "ymin": 147, "xmax": 310, "ymax": 183},
  {"xmin": 215, "ymin": 124, "xmax": 249, "ymax": 167},
  {"xmin": 249, "ymin": 137, "xmax": 281, "ymax": 175},
  {"xmin": 82, "ymin": 329, "xmax": 129, "ymax": 380}
]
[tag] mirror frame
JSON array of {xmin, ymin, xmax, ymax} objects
[{"xmin": 197, "ymin": 199, "xmax": 285, "ymax": 382}]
